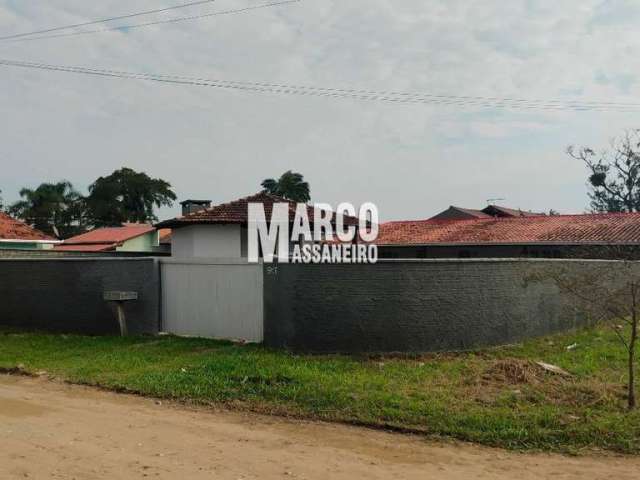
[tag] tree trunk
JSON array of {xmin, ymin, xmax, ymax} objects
[{"xmin": 629, "ymin": 315, "xmax": 637, "ymax": 410}]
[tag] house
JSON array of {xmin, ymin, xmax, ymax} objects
[
  {"xmin": 0, "ymin": 212, "xmax": 59, "ymax": 250},
  {"xmin": 158, "ymin": 228, "xmax": 172, "ymax": 254},
  {"xmin": 156, "ymin": 192, "xmax": 360, "ymax": 259},
  {"xmin": 430, "ymin": 205, "xmax": 546, "ymax": 221},
  {"xmin": 376, "ymin": 212, "xmax": 640, "ymax": 259},
  {"xmin": 54, "ymin": 223, "xmax": 166, "ymax": 253}
]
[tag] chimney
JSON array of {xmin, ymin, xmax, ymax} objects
[{"xmin": 180, "ymin": 199, "xmax": 212, "ymax": 216}]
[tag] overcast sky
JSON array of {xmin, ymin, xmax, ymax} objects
[{"xmin": 1, "ymin": 0, "xmax": 640, "ymax": 221}]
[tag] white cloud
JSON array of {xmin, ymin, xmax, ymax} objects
[{"xmin": 0, "ymin": 0, "xmax": 639, "ymax": 220}]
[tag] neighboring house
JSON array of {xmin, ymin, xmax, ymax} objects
[
  {"xmin": 54, "ymin": 224, "xmax": 165, "ymax": 253},
  {"xmin": 430, "ymin": 205, "xmax": 545, "ymax": 221},
  {"xmin": 376, "ymin": 212, "xmax": 640, "ymax": 259},
  {"xmin": 156, "ymin": 192, "xmax": 360, "ymax": 259},
  {"xmin": 158, "ymin": 228, "xmax": 172, "ymax": 254},
  {"xmin": 483, "ymin": 205, "xmax": 546, "ymax": 218},
  {"xmin": 0, "ymin": 212, "xmax": 59, "ymax": 250}
]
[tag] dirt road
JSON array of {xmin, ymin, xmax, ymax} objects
[{"xmin": 0, "ymin": 375, "xmax": 638, "ymax": 480}]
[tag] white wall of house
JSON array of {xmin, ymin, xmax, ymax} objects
[{"xmin": 172, "ymin": 224, "xmax": 243, "ymax": 258}]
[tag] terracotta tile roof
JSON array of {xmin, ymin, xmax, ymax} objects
[
  {"xmin": 156, "ymin": 192, "xmax": 360, "ymax": 228},
  {"xmin": 0, "ymin": 212, "xmax": 55, "ymax": 241},
  {"xmin": 62, "ymin": 224, "xmax": 155, "ymax": 244},
  {"xmin": 54, "ymin": 224, "xmax": 156, "ymax": 252},
  {"xmin": 376, "ymin": 213, "xmax": 640, "ymax": 246},
  {"xmin": 158, "ymin": 228, "xmax": 172, "ymax": 244}
]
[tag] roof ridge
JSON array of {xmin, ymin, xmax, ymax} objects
[
  {"xmin": 385, "ymin": 211, "xmax": 640, "ymax": 226},
  {"xmin": 378, "ymin": 210, "xmax": 640, "ymax": 246},
  {"xmin": 62, "ymin": 224, "xmax": 155, "ymax": 244},
  {"xmin": 181, "ymin": 191, "xmax": 295, "ymax": 219},
  {"xmin": 156, "ymin": 192, "xmax": 361, "ymax": 228}
]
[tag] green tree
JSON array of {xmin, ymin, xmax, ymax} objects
[
  {"xmin": 568, "ymin": 130, "xmax": 640, "ymax": 213},
  {"xmin": 86, "ymin": 167, "xmax": 177, "ymax": 226},
  {"xmin": 8, "ymin": 181, "xmax": 86, "ymax": 238},
  {"xmin": 261, "ymin": 170, "xmax": 310, "ymax": 202}
]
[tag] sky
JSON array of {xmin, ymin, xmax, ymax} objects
[{"xmin": 1, "ymin": 0, "xmax": 640, "ymax": 221}]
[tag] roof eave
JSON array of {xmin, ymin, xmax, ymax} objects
[
  {"xmin": 0, "ymin": 238, "xmax": 60, "ymax": 244},
  {"xmin": 156, "ymin": 218, "xmax": 361, "ymax": 229},
  {"xmin": 154, "ymin": 219, "xmax": 245, "ymax": 229},
  {"xmin": 377, "ymin": 241, "xmax": 640, "ymax": 247},
  {"xmin": 63, "ymin": 228, "xmax": 155, "ymax": 245}
]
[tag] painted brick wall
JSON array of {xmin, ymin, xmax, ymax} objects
[
  {"xmin": 0, "ymin": 249, "xmax": 165, "ymax": 259},
  {"xmin": 263, "ymin": 259, "xmax": 613, "ymax": 353},
  {"xmin": 0, "ymin": 258, "xmax": 160, "ymax": 335}
]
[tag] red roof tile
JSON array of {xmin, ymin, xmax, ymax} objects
[
  {"xmin": 377, "ymin": 213, "xmax": 640, "ymax": 245},
  {"xmin": 0, "ymin": 212, "xmax": 55, "ymax": 241},
  {"xmin": 54, "ymin": 224, "xmax": 156, "ymax": 252},
  {"xmin": 158, "ymin": 228, "xmax": 172, "ymax": 244},
  {"xmin": 62, "ymin": 224, "xmax": 155, "ymax": 245},
  {"xmin": 156, "ymin": 192, "xmax": 360, "ymax": 228}
]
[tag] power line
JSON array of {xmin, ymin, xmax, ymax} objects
[
  {"xmin": 1, "ymin": 58, "xmax": 640, "ymax": 112},
  {"xmin": 1, "ymin": 58, "xmax": 636, "ymax": 111},
  {"xmin": 0, "ymin": 0, "xmax": 219, "ymax": 41},
  {"xmin": 2, "ymin": 0, "xmax": 301, "ymax": 44}
]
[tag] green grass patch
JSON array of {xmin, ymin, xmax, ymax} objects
[{"xmin": 0, "ymin": 326, "xmax": 638, "ymax": 454}]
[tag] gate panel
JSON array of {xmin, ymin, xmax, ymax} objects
[{"xmin": 161, "ymin": 259, "xmax": 263, "ymax": 342}]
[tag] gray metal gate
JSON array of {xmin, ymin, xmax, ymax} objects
[{"xmin": 160, "ymin": 258, "xmax": 263, "ymax": 342}]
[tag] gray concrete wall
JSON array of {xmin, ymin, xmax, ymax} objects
[
  {"xmin": 0, "ymin": 258, "xmax": 160, "ymax": 335},
  {"xmin": 263, "ymin": 259, "xmax": 605, "ymax": 353},
  {"xmin": 0, "ymin": 256, "xmax": 624, "ymax": 352}
]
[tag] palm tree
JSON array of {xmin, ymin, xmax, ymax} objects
[
  {"xmin": 261, "ymin": 170, "xmax": 310, "ymax": 202},
  {"xmin": 8, "ymin": 181, "xmax": 87, "ymax": 238}
]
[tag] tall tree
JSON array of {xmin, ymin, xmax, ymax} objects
[
  {"xmin": 568, "ymin": 130, "xmax": 640, "ymax": 213},
  {"xmin": 261, "ymin": 170, "xmax": 310, "ymax": 202},
  {"xmin": 86, "ymin": 167, "xmax": 177, "ymax": 226},
  {"xmin": 8, "ymin": 181, "xmax": 86, "ymax": 238}
]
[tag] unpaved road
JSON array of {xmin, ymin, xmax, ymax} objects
[{"xmin": 0, "ymin": 375, "xmax": 638, "ymax": 480}]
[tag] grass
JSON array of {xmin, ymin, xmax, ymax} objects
[{"xmin": 0, "ymin": 326, "xmax": 638, "ymax": 454}]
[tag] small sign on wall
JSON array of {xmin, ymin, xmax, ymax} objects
[{"xmin": 103, "ymin": 291, "xmax": 139, "ymax": 301}]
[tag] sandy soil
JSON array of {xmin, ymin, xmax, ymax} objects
[{"xmin": 0, "ymin": 375, "xmax": 638, "ymax": 480}]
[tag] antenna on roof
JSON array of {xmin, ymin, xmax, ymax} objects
[{"xmin": 486, "ymin": 198, "xmax": 505, "ymax": 205}]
